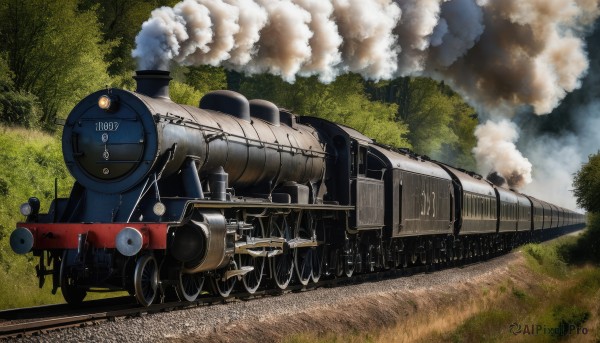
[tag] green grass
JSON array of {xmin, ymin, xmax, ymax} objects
[
  {"xmin": 559, "ymin": 213, "xmax": 600, "ymax": 265},
  {"xmin": 521, "ymin": 241, "xmax": 569, "ymax": 279},
  {"xmin": 0, "ymin": 125, "xmax": 74, "ymax": 309},
  {"xmin": 442, "ymin": 238, "xmax": 600, "ymax": 343},
  {"xmin": 450, "ymin": 309, "xmax": 513, "ymax": 343}
]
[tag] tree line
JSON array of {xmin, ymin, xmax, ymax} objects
[
  {"xmin": 570, "ymin": 152, "xmax": 600, "ymax": 264},
  {"xmin": 0, "ymin": 0, "xmax": 478, "ymax": 169}
]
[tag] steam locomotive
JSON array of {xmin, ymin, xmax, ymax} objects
[{"xmin": 10, "ymin": 70, "xmax": 585, "ymax": 306}]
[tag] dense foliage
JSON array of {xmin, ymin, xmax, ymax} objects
[
  {"xmin": 573, "ymin": 152, "xmax": 600, "ymax": 214},
  {"xmin": 0, "ymin": 0, "xmax": 111, "ymax": 128},
  {"xmin": 568, "ymin": 152, "xmax": 600, "ymax": 264},
  {"xmin": 0, "ymin": 55, "xmax": 41, "ymax": 128},
  {"xmin": 0, "ymin": 126, "xmax": 76, "ymax": 308},
  {"xmin": 240, "ymin": 74, "xmax": 411, "ymax": 148}
]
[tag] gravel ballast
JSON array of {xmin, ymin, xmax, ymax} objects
[{"xmin": 11, "ymin": 252, "xmax": 526, "ymax": 343}]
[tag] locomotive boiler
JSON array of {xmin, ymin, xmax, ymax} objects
[{"xmin": 10, "ymin": 70, "xmax": 586, "ymax": 307}]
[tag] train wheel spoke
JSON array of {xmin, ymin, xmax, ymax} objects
[
  {"xmin": 294, "ymin": 213, "xmax": 315, "ymax": 286},
  {"xmin": 176, "ymin": 269, "xmax": 204, "ymax": 302},
  {"xmin": 240, "ymin": 218, "xmax": 266, "ymax": 294},
  {"xmin": 134, "ymin": 254, "xmax": 158, "ymax": 307},
  {"xmin": 271, "ymin": 216, "xmax": 293, "ymax": 289},
  {"xmin": 294, "ymin": 247, "xmax": 313, "ymax": 286},
  {"xmin": 59, "ymin": 250, "xmax": 87, "ymax": 306},
  {"xmin": 212, "ymin": 261, "xmax": 237, "ymax": 298},
  {"xmin": 311, "ymin": 244, "xmax": 325, "ymax": 283}
]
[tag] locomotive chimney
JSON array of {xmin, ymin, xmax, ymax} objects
[{"xmin": 134, "ymin": 70, "xmax": 172, "ymax": 100}]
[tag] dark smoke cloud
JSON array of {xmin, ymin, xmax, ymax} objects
[{"xmin": 486, "ymin": 171, "xmax": 506, "ymax": 187}]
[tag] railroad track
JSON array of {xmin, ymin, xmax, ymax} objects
[
  {"xmin": 0, "ymin": 257, "xmax": 497, "ymax": 339},
  {"xmin": 0, "ymin": 226, "xmax": 582, "ymax": 340}
]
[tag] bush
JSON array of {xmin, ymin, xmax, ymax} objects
[
  {"xmin": 522, "ymin": 243, "xmax": 568, "ymax": 278},
  {"xmin": 0, "ymin": 91, "xmax": 41, "ymax": 128},
  {"xmin": 552, "ymin": 305, "xmax": 590, "ymax": 337},
  {"xmin": 0, "ymin": 178, "xmax": 7, "ymax": 196},
  {"xmin": 560, "ymin": 213, "xmax": 600, "ymax": 265},
  {"xmin": 573, "ymin": 152, "xmax": 600, "ymax": 213}
]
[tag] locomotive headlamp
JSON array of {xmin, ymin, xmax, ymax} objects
[
  {"xmin": 98, "ymin": 94, "xmax": 119, "ymax": 112},
  {"xmin": 19, "ymin": 197, "xmax": 40, "ymax": 217},
  {"xmin": 153, "ymin": 202, "xmax": 166, "ymax": 216},
  {"xmin": 19, "ymin": 203, "xmax": 32, "ymax": 216}
]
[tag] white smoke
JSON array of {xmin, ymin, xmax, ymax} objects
[
  {"xmin": 331, "ymin": 0, "xmax": 401, "ymax": 80},
  {"xmin": 133, "ymin": 0, "xmax": 597, "ymax": 97},
  {"xmin": 473, "ymin": 120, "xmax": 533, "ymax": 189},
  {"xmin": 132, "ymin": 0, "xmax": 600, "ymax": 196},
  {"xmin": 294, "ymin": 0, "xmax": 342, "ymax": 82},
  {"xmin": 190, "ymin": 0, "xmax": 239, "ymax": 66},
  {"xmin": 393, "ymin": 0, "xmax": 445, "ymax": 74},
  {"xmin": 133, "ymin": 0, "xmax": 402, "ymax": 81},
  {"xmin": 223, "ymin": 0, "xmax": 268, "ymax": 68},
  {"xmin": 248, "ymin": 0, "xmax": 313, "ymax": 82}
]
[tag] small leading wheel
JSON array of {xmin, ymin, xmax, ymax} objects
[
  {"xmin": 176, "ymin": 269, "xmax": 204, "ymax": 302},
  {"xmin": 60, "ymin": 250, "xmax": 87, "ymax": 305},
  {"xmin": 213, "ymin": 261, "xmax": 237, "ymax": 298},
  {"xmin": 271, "ymin": 216, "xmax": 294, "ymax": 289},
  {"xmin": 134, "ymin": 254, "xmax": 159, "ymax": 307}
]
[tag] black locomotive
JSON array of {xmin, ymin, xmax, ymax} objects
[{"xmin": 10, "ymin": 70, "xmax": 585, "ymax": 306}]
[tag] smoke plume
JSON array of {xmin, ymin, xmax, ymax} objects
[
  {"xmin": 132, "ymin": 0, "xmax": 600, "ymax": 197},
  {"xmin": 473, "ymin": 120, "xmax": 533, "ymax": 189},
  {"xmin": 134, "ymin": 0, "xmax": 598, "ymax": 109}
]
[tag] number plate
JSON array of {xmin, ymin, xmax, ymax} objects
[{"xmin": 95, "ymin": 121, "xmax": 120, "ymax": 131}]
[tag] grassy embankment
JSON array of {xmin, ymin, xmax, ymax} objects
[
  {"xmin": 286, "ymin": 230, "xmax": 600, "ymax": 343},
  {"xmin": 0, "ymin": 125, "xmax": 73, "ymax": 308}
]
